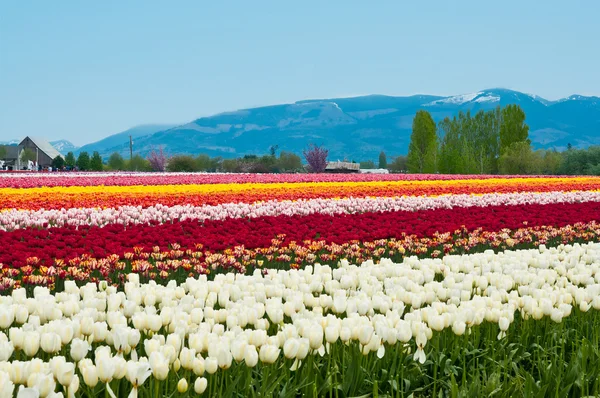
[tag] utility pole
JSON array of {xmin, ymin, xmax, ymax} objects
[{"xmin": 129, "ymin": 135, "xmax": 133, "ymax": 161}]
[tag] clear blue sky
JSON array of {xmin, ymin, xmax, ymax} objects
[{"xmin": 1, "ymin": 0, "xmax": 598, "ymax": 145}]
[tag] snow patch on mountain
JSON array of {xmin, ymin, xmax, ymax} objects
[
  {"xmin": 474, "ymin": 95, "xmax": 501, "ymax": 103},
  {"xmin": 425, "ymin": 92, "xmax": 483, "ymax": 106}
]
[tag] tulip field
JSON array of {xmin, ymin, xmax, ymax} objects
[{"xmin": 1, "ymin": 172, "xmax": 600, "ymax": 397}]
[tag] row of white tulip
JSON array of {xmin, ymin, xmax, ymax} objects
[
  {"xmin": 2, "ymin": 190, "xmax": 599, "ymax": 231},
  {"xmin": 0, "ymin": 242, "xmax": 599, "ymax": 396}
]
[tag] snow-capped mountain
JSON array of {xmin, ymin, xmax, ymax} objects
[
  {"xmin": 50, "ymin": 140, "xmax": 79, "ymax": 155},
  {"xmin": 73, "ymin": 88, "xmax": 600, "ymax": 160}
]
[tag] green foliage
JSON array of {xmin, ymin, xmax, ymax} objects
[
  {"xmin": 196, "ymin": 154, "xmax": 221, "ymax": 172},
  {"xmin": 559, "ymin": 146, "xmax": 600, "ymax": 175},
  {"xmin": 276, "ymin": 151, "xmax": 302, "ymax": 172},
  {"xmin": 378, "ymin": 151, "xmax": 387, "ymax": 169},
  {"xmin": 498, "ymin": 142, "xmax": 543, "ymax": 175},
  {"xmin": 437, "ymin": 108, "xmax": 500, "ymax": 175},
  {"xmin": 90, "ymin": 151, "xmax": 103, "ymax": 171},
  {"xmin": 64, "ymin": 151, "xmax": 76, "ymax": 167},
  {"xmin": 221, "ymin": 158, "xmax": 240, "ymax": 173},
  {"xmin": 51, "ymin": 155, "xmax": 65, "ymax": 170},
  {"xmin": 126, "ymin": 154, "xmax": 151, "ymax": 171},
  {"xmin": 166, "ymin": 155, "xmax": 198, "ymax": 172},
  {"xmin": 500, "ymin": 104, "xmax": 530, "ymax": 154},
  {"xmin": 407, "ymin": 110, "xmax": 437, "ymax": 173},
  {"xmin": 20, "ymin": 148, "xmax": 36, "ymax": 163},
  {"xmin": 76, "ymin": 152, "xmax": 90, "ymax": 171},
  {"xmin": 541, "ymin": 150, "xmax": 563, "ymax": 175},
  {"xmin": 359, "ymin": 160, "xmax": 376, "ymax": 169},
  {"xmin": 0, "ymin": 146, "xmax": 6, "ymax": 159},
  {"xmin": 388, "ymin": 156, "xmax": 407, "ymax": 173},
  {"xmin": 107, "ymin": 152, "xmax": 126, "ymax": 171}
]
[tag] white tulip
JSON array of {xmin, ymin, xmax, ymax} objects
[
  {"xmin": 194, "ymin": 377, "xmax": 208, "ymax": 394},
  {"xmin": 70, "ymin": 338, "xmax": 91, "ymax": 362}
]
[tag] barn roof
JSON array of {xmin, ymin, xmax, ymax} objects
[{"xmin": 20, "ymin": 137, "xmax": 63, "ymax": 160}]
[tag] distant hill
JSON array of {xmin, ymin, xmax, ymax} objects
[
  {"xmin": 50, "ymin": 140, "xmax": 79, "ymax": 155},
  {"xmin": 79, "ymin": 89, "xmax": 600, "ymax": 161},
  {"xmin": 75, "ymin": 124, "xmax": 177, "ymax": 156}
]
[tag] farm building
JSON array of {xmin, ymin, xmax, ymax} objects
[
  {"xmin": 0, "ymin": 137, "xmax": 63, "ymax": 170},
  {"xmin": 325, "ymin": 161, "xmax": 360, "ymax": 173}
]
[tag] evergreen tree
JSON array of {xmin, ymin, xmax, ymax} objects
[
  {"xmin": 378, "ymin": 151, "xmax": 387, "ymax": 169},
  {"xmin": 90, "ymin": 151, "xmax": 103, "ymax": 171},
  {"xmin": 407, "ymin": 110, "xmax": 437, "ymax": 173},
  {"xmin": 64, "ymin": 152, "xmax": 76, "ymax": 168},
  {"xmin": 108, "ymin": 152, "xmax": 125, "ymax": 170},
  {"xmin": 76, "ymin": 152, "xmax": 90, "ymax": 171}
]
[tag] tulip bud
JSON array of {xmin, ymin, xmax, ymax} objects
[
  {"xmin": 34, "ymin": 372, "xmax": 56, "ymax": 397},
  {"xmin": 149, "ymin": 352, "xmax": 169, "ymax": 381},
  {"xmin": 56, "ymin": 361, "xmax": 75, "ymax": 388},
  {"xmin": 177, "ymin": 378, "xmax": 188, "ymax": 393},
  {"xmin": 70, "ymin": 338, "xmax": 91, "ymax": 362},
  {"xmin": 204, "ymin": 357, "xmax": 218, "ymax": 375},
  {"xmin": 244, "ymin": 345, "xmax": 259, "ymax": 367},
  {"xmin": 81, "ymin": 364, "xmax": 99, "ymax": 387},
  {"xmin": 192, "ymin": 358, "xmax": 205, "ymax": 376},
  {"xmin": 283, "ymin": 338, "xmax": 299, "ymax": 359},
  {"xmin": 194, "ymin": 377, "xmax": 208, "ymax": 394},
  {"xmin": 308, "ymin": 327, "xmax": 323, "ymax": 350},
  {"xmin": 41, "ymin": 333, "xmax": 62, "ymax": 354},
  {"xmin": 0, "ymin": 306, "xmax": 15, "ymax": 329},
  {"xmin": 325, "ymin": 326, "xmax": 339, "ymax": 344}
]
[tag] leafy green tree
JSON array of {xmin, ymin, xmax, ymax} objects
[
  {"xmin": 277, "ymin": 151, "xmax": 302, "ymax": 172},
  {"xmin": 90, "ymin": 151, "xmax": 103, "ymax": 171},
  {"xmin": 196, "ymin": 154, "xmax": 213, "ymax": 171},
  {"xmin": 359, "ymin": 160, "xmax": 376, "ymax": 169},
  {"xmin": 407, "ymin": 110, "xmax": 437, "ymax": 173},
  {"xmin": 0, "ymin": 146, "xmax": 6, "ymax": 160},
  {"xmin": 51, "ymin": 155, "xmax": 65, "ymax": 170},
  {"xmin": 21, "ymin": 148, "xmax": 36, "ymax": 163},
  {"xmin": 166, "ymin": 155, "xmax": 198, "ymax": 172},
  {"xmin": 108, "ymin": 152, "xmax": 126, "ymax": 170},
  {"xmin": 76, "ymin": 152, "xmax": 90, "ymax": 171},
  {"xmin": 500, "ymin": 104, "xmax": 530, "ymax": 154},
  {"xmin": 388, "ymin": 156, "xmax": 407, "ymax": 173},
  {"xmin": 126, "ymin": 154, "xmax": 151, "ymax": 171},
  {"xmin": 64, "ymin": 151, "xmax": 76, "ymax": 168},
  {"xmin": 221, "ymin": 159, "xmax": 240, "ymax": 173},
  {"xmin": 378, "ymin": 151, "xmax": 387, "ymax": 169},
  {"xmin": 498, "ymin": 142, "xmax": 542, "ymax": 175},
  {"xmin": 541, "ymin": 150, "xmax": 563, "ymax": 175}
]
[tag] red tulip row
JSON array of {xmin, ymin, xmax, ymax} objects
[{"xmin": 1, "ymin": 201, "xmax": 599, "ymax": 268}]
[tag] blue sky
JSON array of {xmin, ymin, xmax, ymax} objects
[{"xmin": 1, "ymin": 0, "xmax": 598, "ymax": 145}]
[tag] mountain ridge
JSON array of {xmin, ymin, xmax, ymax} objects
[{"xmin": 11, "ymin": 88, "xmax": 600, "ymax": 161}]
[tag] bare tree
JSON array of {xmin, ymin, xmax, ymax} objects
[
  {"xmin": 303, "ymin": 144, "xmax": 329, "ymax": 173},
  {"xmin": 147, "ymin": 147, "xmax": 168, "ymax": 172}
]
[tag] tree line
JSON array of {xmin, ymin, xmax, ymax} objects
[{"xmin": 406, "ymin": 105, "xmax": 600, "ymax": 175}]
